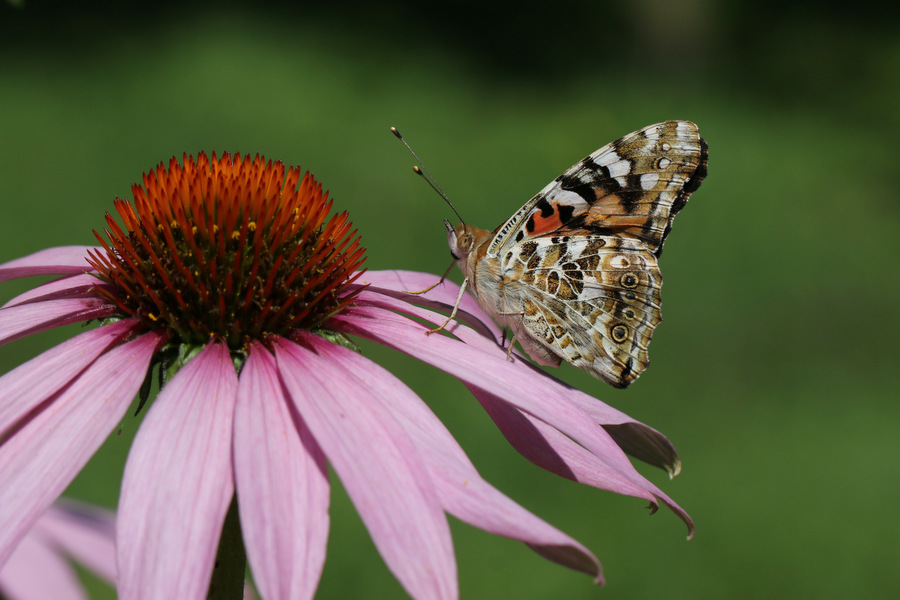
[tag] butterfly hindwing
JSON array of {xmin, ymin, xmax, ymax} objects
[{"xmin": 503, "ymin": 233, "xmax": 662, "ymax": 387}]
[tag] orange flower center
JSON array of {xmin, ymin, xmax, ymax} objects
[{"xmin": 88, "ymin": 152, "xmax": 366, "ymax": 349}]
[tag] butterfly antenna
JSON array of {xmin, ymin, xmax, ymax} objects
[{"xmin": 391, "ymin": 127, "xmax": 467, "ymax": 228}]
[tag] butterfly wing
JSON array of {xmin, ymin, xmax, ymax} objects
[
  {"xmin": 487, "ymin": 120, "xmax": 708, "ymax": 259},
  {"xmin": 457, "ymin": 121, "xmax": 706, "ymax": 386},
  {"xmin": 504, "ymin": 234, "xmax": 661, "ymax": 387}
]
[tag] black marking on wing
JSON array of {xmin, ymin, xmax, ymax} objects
[
  {"xmin": 524, "ymin": 215, "xmax": 536, "ymax": 235},
  {"xmin": 616, "ymin": 358, "xmax": 635, "ymax": 389},
  {"xmin": 557, "ymin": 203, "xmax": 576, "ymax": 223},
  {"xmin": 536, "ymin": 198, "xmax": 554, "ymax": 217}
]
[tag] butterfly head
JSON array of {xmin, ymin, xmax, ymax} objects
[{"xmin": 444, "ymin": 220, "xmax": 474, "ymax": 262}]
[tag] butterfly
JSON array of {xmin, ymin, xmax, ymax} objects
[{"xmin": 442, "ymin": 120, "xmax": 708, "ymax": 388}]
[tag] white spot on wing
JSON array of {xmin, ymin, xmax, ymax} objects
[
  {"xmin": 610, "ymin": 255, "xmax": 630, "ymax": 269},
  {"xmin": 607, "ymin": 160, "xmax": 631, "ymax": 178},
  {"xmin": 640, "ymin": 172, "xmax": 659, "ymax": 190},
  {"xmin": 548, "ymin": 189, "xmax": 589, "ymax": 211}
]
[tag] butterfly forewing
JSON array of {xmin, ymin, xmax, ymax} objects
[{"xmin": 488, "ymin": 120, "xmax": 707, "ymax": 257}]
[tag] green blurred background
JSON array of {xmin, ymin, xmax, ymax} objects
[{"xmin": 1, "ymin": 1, "xmax": 899, "ymax": 598}]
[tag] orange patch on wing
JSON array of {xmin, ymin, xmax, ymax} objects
[{"xmin": 529, "ymin": 211, "xmax": 565, "ymax": 235}]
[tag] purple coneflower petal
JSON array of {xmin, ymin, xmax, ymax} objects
[
  {"xmin": 0, "ymin": 246, "xmax": 95, "ymax": 281},
  {"xmin": 0, "ymin": 500, "xmax": 116, "ymax": 600},
  {"xmin": 560, "ymin": 387, "xmax": 682, "ymax": 475},
  {"xmin": 31, "ymin": 501, "xmax": 117, "ymax": 583},
  {"xmin": 0, "ymin": 526, "xmax": 87, "ymax": 600},
  {"xmin": 358, "ymin": 270, "xmax": 501, "ymax": 333},
  {"xmin": 117, "ymin": 341, "xmax": 238, "ymax": 600},
  {"xmin": 0, "ymin": 332, "xmax": 162, "ymax": 567},
  {"xmin": 471, "ymin": 387, "xmax": 693, "ymax": 535},
  {"xmin": 276, "ymin": 334, "xmax": 457, "ymax": 600},
  {"xmin": 233, "ymin": 343, "xmax": 330, "ymax": 600},
  {"xmin": 0, "ymin": 297, "xmax": 117, "ymax": 346},
  {"xmin": 2, "ymin": 273, "xmax": 107, "ymax": 309},
  {"xmin": 298, "ymin": 330, "xmax": 604, "ymax": 582},
  {"xmin": 0, "ymin": 319, "xmax": 136, "ymax": 439}
]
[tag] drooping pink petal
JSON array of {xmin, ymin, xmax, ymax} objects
[
  {"xmin": 0, "ymin": 332, "xmax": 163, "ymax": 568},
  {"xmin": 331, "ymin": 301, "xmax": 668, "ymax": 508},
  {"xmin": 2, "ymin": 274, "xmax": 109, "ymax": 309},
  {"xmin": 0, "ymin": 319, "xmax": 138, "ymax": 439},
  {"xmin": 335, "ymin": 292, "xmax": 694, "ymax": 537},
  {"xmin": 299, "ymin": 331, "xmax": 604, "ymax": 582},
  {"xmin": 275, "ymin": 335, "xmax": 457, "ymax": 600},
  {"xmin": 0, "ymin": 246, "xmax": 96, "ymax": 282},
  {"xmin": 0, "ymin": 298, "xmax": 117, "ymax": 346},
  {"xmin": 233, "ymin": 343, "xmax": 330, "ymax": 600},
  {"xmin": 117, "ymin": 341, "xmax": 238, "ymax": 600},
  {"xmin": 0, "ymin": 527, "xmax": 87, "ymax": 600},
  {"xmin": 33, "ymin": 501, "xmax": 117, "ymax": 584},
  {"xmin": 344, "ymin": 291, "xmax": 694, "ymax": 533},
  {"xmin": 565, "ymin": 393, "xmax": 682, "ymax": 476},
  {"xmin": 354, "ymin": 271, "xmax": 683, "ymax": 476},
  {"xmin": 470, "ymin": 386, "xmax": 694, "ymax": 536}
]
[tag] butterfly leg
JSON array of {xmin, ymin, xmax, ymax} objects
[
  {"xmin": 425, "ymin": 276, "xmax": 469, "ymax": 334},
  {"xmin": 497, "ymin": 310, "xmax": 526, "ymax": 362},
  {"xmin": 403, "ymin": 260, "xmax": 455, "ymax": 295},
  {"xmin": 504, "ymin": 331, "xmax": 518, "ymax": 361}
]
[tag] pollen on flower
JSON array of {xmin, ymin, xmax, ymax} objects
[{"xmin": 87, "ymin": 152, "xmax": 366, "ymax": 349}]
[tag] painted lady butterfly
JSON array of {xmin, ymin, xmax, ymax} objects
[{"xmin": 408, "ymin": 121, "xmax": 708, "ymax": 388}]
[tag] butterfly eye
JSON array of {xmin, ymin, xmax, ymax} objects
[{"xmin": 458, "ymin": 232, "xmax": 473, "ymax": 252}]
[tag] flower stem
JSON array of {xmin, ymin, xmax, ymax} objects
[{"xmin": 207, "ymin": 495, "xmax": 246, "ymax": 600}]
